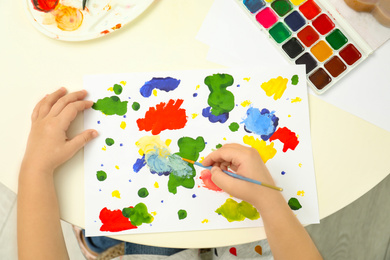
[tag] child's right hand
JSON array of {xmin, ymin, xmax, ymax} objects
[{"xmin": 202, "ymin": 144, "xmax": 277, "ymax": 208}]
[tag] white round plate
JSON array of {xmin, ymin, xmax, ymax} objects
[{"xmin": 25, "ymin": 0, "xmax": 154, "ymax": 41}]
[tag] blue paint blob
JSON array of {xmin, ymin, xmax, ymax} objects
[
  {"xmin": 281, "ymin": 171, "xmax": 286, "ymax": 175},
  {"xmin": 193, "ymin": 93, "xmax": 198, "ymax": 97},
  {"xmin": 161, "ymin": 200, "xmax": 164, "ymax": 203},
  {"xmin": 99, "ymin": 189, "xmax": 101, "ymax": 191},
  {"xmin": 146, "ymin": 152, "xmax": 192, "ymax": 177},
  {"xmin": 237, "ymin": 84, "xmax": 240, "ymax": 87},
  {"xmin": 242, "ymin": 107, "xmax": 279, "ymax": 141},
  {"xmin": 192, "ymin": 194, "xmax": 197, "ymax": 198},
  {"xmin": 140, "ymin": 77, "xmax": 181, "ymax": 97},
  {"xmin": 129, "ymin": 179, "xmax": 132, "ymax": 182},
  {"xmin": 123, "ymin": 115, "xmax": 127, "ymax": 118},
  {"xmin": 97, "ymin": 121, "xmax": 100, "ymax": 124},
  {"xmin": 244, "ymin": 0, "xmax": 266, "ymax": 13},
  {"xmin": 101, "ymin": 164, "xmax": 104, "ymax": 167},
  {"xmin": 284, "ymin": 11, "xmax": 306, "ymax": 32},
  {"xmin": 120, "ymin": 143, "xmax": 123, "ymax": 147},
  {"xmin": 202, "ymin": 107, "xmax": 229, "ymax": 123},
  {"xmin": 133, "ymin": 155, "xmax": 146, "ymax": 173}
]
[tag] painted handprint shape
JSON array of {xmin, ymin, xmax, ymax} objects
[{"xmin": 344, "ymin": 0, "xmax": 390, "ymax": 27}]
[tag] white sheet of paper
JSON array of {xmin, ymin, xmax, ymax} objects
[
  {"xmin": 197, "ymin": 0, "xmax": 390, "ymax": 133},
  {"xmin": 84, "ymin": 67, "xmax": 319, "ymax": 237}
]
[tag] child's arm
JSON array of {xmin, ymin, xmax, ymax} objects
[
  {"xmin": 203, "ymin": 143, "xmax": 323, "ymax": 260},
  {"xmin": 17, "ymin": 88, "xmax": 97, "ymax": 260}
]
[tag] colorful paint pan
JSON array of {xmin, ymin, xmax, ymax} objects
[{"xmin": 236, "ymin": 0, "xmax": 370, "ymax": 94}]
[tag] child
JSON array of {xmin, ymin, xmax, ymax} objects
[{"xmin": 17, "ymin": 88, "xmax": 322, "ymax": 260}]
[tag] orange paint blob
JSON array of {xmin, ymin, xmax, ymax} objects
[{"xmin": 52, "ymin": 4, "xmax": 83, "ymax": 31}]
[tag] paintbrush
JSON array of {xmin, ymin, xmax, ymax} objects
[
  {"xmin": 82, "ymin": 0, "xmax": 87, "ymax": 10},
  {"xmin": 181, "ymin": 158, "xmax": 283, "ymax": 192}
]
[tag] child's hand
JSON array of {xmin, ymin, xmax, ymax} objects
[
  {"xmin": 22, "ymin": 88, "xmax": 98, "ymax": 175},
  {"xmin": 202, "ymin": 143, "xmax": 276, "ymax": 207}
]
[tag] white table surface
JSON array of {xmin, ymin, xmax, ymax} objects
[{"xmin": 0, "ymin": 0, "xmax": 389, "ymax": 248}]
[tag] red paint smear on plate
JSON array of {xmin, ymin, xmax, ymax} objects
[
  {"xmin": 137, "ymin": 99, "xmax": 187, "ymax": 135},
  {"xmin": 229, "ymin": 247, "xmax": 237, "ymax": 256},
  {"xmin": 101, "ymin": 30, "xmax": 110, "ymax": 35},
  {"xmin": 269, "ymin": 127, "xmax": 299, "ymax": 152},
  {"xmin": 200, "ymin": 170, "xmax": 222, "ymax": 191},
  {"xmin": 32, "ymin": 0, "xmax": 59, "ymax": 12},
  {"xmin": 99, "ymin": 207, "xmax": 137, "ymax": 232}
]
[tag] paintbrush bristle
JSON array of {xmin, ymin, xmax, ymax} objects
[{"xmin": 181, "ymin": 158, "xmax": 195, "ymax": 164}]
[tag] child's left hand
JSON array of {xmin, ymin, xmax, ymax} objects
[{"xmin": 22, "ymin": 87, "xmax": 98, "ymax": 175}]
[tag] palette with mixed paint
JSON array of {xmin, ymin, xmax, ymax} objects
[
  {"xmin": 25, "ymin": 0, "xmax": 154, "ymax": 41},
  {"xmin": 236, "ymin": 0, "xmax": 374, "ymax": 94},
  {"xmin": 84, "ymin": 67, "xmax": 319, "ymax": 237}
]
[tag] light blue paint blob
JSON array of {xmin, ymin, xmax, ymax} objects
[
  {"xmin": 202, "ymin": 107, "xmax": 229, "ymax": 123},
  {"xmin": 244, "ymin": 0, "xmax": 266, "ymax": 13},
  {"xmin": 140, "ymin": 77, "xmax": 181, "ymax": 98},
  {"xmin": 242, "ymin": 107, "xmax": 279, "ymax": 141},
  {"xmin": 168, "ymin": 154, "xmax": 193, "ymax": 178},
  {"xmin": 146, "ymin": 149, "xmax": 172, "ymax": 176}
]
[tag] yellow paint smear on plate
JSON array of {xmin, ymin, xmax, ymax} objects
[
  {"xmin": 52, "ymin": 4, "xmax": 83, "ymax": 32},
  {"xmin": 243, "ymin": 135, "xmax": 277, "ymax": 163},
  {"xmin": 261, "ymin": 76, "xmax": 288, "ymax": 100}
]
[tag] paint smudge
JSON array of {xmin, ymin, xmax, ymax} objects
[
  {"xmin": 138, "ymin": 187, "xmax": 149, "ymax": 198},
  {"xmin": 291, "ymin": 75, "xmax": 299, "ymax": 85},
  {"xmin": 93, "ymin": 96, "xmax": 128, "ymax": 116},
  {"xmin": 122, "ymin": 203, "xmax": 154, "ymax": 226},
  {"xmin": 137, "ymin": 99, "xmax": 187, "ymax": 135},
  {"xmin": 215, "ymin": 198, "xmax": 260, "ymax": 222},
  {"xmin": 216, "ymin": 144, "xmax": 222, "ymax": 149},
  {"xmin": 200, "ymin": 170, "xmax": 222, "ymax": 191},
  {"xmin": 96, "ymin": 170, "xmax": 107, "ymax": 181},
  {"xmin": 255, "ymin": 245, "xmax": 262, "ymax": 255},
  {"xmin": 120, "ymin": 121, "xmax": 126, "ymax": 129},
  {"xmin": 133, "ymin": 155, "xmax": 146, "ymax": 173},
  {"xmin": 242, "ymin": 107, "xmax": 279, "ymax": 141},
  {"xmin": 291, "ymin": 97, "xmax": 302, "ymax": 103},
  {"xmin": 202, "ymin": 107, "xmax": 229, "ymax": 123},
  {"xmin": 105, "ymin": 138, "xmax": 115, "ymax": 146},
  {"xmin": 261, "ymin": 76, "xmax": 288, "ymax": 100},
  {"xmin": 241, "ymin": 100, "xmax": 251, "ymax": 107},
  {"xmin": 140, "ymin": 77, "xmax": 181, "ymax": 98},
  {"xmin": 99, "ymin": 207, "xmax": 137, "ymax": 232},
  {"xmin": 288, "ymin": 198, "xmax": 302, "ymax": 210},
  {"xmin": 297, "ymin": 190, "xmax": 305, "ymax": 196},
  {"xmin": 243, "ymin": 77, "xmax": 251, "ymax": 82},
  {"xmin": 205, "ymin": 74, "xmax": 235, "ymax": 116},
  {"xmin": 243, "ymin": 135, "xmax": 277, "ymax": 163},
  {"xmin": 112, "ymin": 190, "xmax": 121, "ymax": 198},
  {"xmin": 229, "ymin": 247, "xmax": 237, "ymax": 256},
  {"xmin": 269, "ymin": 127, "xmax": 299, "ymax": 152},
  {"xmin": 178, "ymin": 209, "xmax": 187, "ymax": 220},
  {"xmin": 41, "ymin": 4, "xmax": 83, "ymax": 31},
  {"xmin": 168, "ymin": 136, "xmax": 206, "ymax": 194},
  {"xmin": 201, "ymin": 219, "xmax": 209, "ymax": 223},
  {"xmin": 229, "ymin": 122, "xmax": 239, "ymax": 132},
  {"xmin": 32, "ymin": 0, "xmax": 58, "ymax": 12},
  {"xmin": 113, "ymin": 84, "xmax": 123, "ymax": 95}
]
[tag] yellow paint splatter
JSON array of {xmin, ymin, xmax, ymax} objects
[
  {"xmin": 153, "ymin": 89, "xmax": 158, "ymax": 96},
  {"xmin": 291, "ymin": 97, "xmax": 302, "ymax": 103},
  {"xmin": 120, "ymin": 121, "xmax": 126, "ymax": 129},
  {"xmin": 112, "ymin": 190, "xmax": 121, "ymax": 198},
  {"xmin": 241, "ymin": 100, "xmax": 251, "ymax": 107},
  {"xmin": 299, "ymin": 163, "xmax": 302, "ymax": 167},
  {"xmin": 243, "ymin": 77, "xmax": 251, "ymax": 82},
  {"xmin": 102, "ymin": 146, "xmax": 107, "ymax": 151},
  {"xmin": 223, "ymin": 137, "xmax": 227, "ymax": 141},
  {"xmin": 138, "ymin": 149, "xmax": 144, "ymax": 156},
  {"xmin": 136, "ymin": 136, "xmax": 170, "ymax": 156},
  {"xmin": 107, "ymin": 87, "xmax": 114, "ymax": 91},
  {"xmin": 165, "ymin": 139, "xmax": 172, "ymax": 146},
  {"xmin": 120, "ymin": 81, "xmax": 127, "ymax": 86},
  {"xmin": 261, "ymin": 76, "xmax": 288, "ymax": 100},
  {"xmin": 201, "ymin": 219, "xmax": 209, "ymax": 223},
  {"xmin": 151, "ymin": 211, "xmax": 157, "ymax": 216},
  {"xmin": 192, "ymin": 113, "xmax": 198, "ymax": 119},
  {"xmin": 154, "ymin": 182, "xmax": 159, "ymax": 188},
  {"xmin": 243, "ymin": 135, "xmax": 277, "ymax": 163},
  {"xmin": 199, "ymin": 157, "xmax": 205, "ymax": 163},
  {"xmin": 115, "ymin": 165, "xmax": 119, "ymax": 170},
  {"xmin": 196, "ymin": 85, "xmax": 200, "ymax": 90},
  {"xmin": 297, "ymin": 190, "xmax": 305, "ymax": 196},
  {"xmin": 288, "ymin": 115, "xmax": 291, "ymax": 117}
]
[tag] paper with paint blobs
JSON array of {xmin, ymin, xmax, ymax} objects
[{"xmin": 84, "ymin": 67, "xmax": 319, "ymax": 236}]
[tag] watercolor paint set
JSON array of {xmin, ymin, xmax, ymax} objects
[{"xmin": 236, "ymin": 0, "xmax": 374, "ymax": 94}]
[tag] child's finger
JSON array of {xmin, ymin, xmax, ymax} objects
[
  {"xmin": 38, "ymin": 87, "xmax": 67, "ymax": 118},
  {"xmin": 66, "ymin": 129, "xmax": 98, "ymax": 156},
  {"xmin": 31, "ymin": 95, "xmax": 48, "ymax": 122},
  {"xmin": 49, "ymin": 90, "xmax": 87, "ymax": 116},
  {"xmin": 57, "ymin": 100, "xmax": 94, "ymax": 130}
]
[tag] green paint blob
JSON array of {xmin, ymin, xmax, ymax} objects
[
  {"xmin": 113, "ymin": 84, "xmax": 123, "ymax": 95},
  {"xmin": 215, "ymin": 198, "xmax": 260, "ymax": 222},
  {"xmin": 178, "ymin": 209, "xmax": 187, "ymax": 220},
  {"xmin": 216, "ymin": 144, "xmax": 222, "ymax": 149},
  {"xmin": 205, "ymin": 74, "xmax": 235, "ymax": 116},
  {"xmin": 138, "ymin": 187, "xmax": 149, "ymax": 198},
  {"xmin": 96, "ymin": 170, "xmax": 107, "ymax": 181},
  {"xmin": 105, "ymin": 138, "xmax": 115, "ymax": 146},
  {"xmin": 92, "ymin": 96, "xmax": 128, "ymax": 116},
  {"xmin": 122, "ymin": 203, "xmax": 154, "ymax": 226},
  {"xmin": 168, "ymin": 136, "xmax": 205, "ymax": 194},
  {"xmin": 288, "ymin": 197, "xmax": 302, "ymax": 210},
  {"xmin": 132, "ymin": 102, "xmax": 140, "ymax": 111},
  {"xmin": 291, "ymin": 75, "xmax": 299, "ymax": 85},
  {"xmin": 229, "ymin": 122, "xmax": 239, "ymax": 132}
]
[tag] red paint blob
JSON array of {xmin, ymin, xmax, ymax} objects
[
  {"xmin": 99, "ymin": 207, "xmax": 137, "ymax": 232},
  {"xmin": 101, "ymin": 30, "xmax": 110, "ymax": 35},
  {"xmin": 200, "ymin": 170, "xmax": 222, "ymax": 191},
  {"xmin": 339, "ymin": 44, "xmax": 362, "ymax": 65},
  {"xmin": 137, "ymin": 99, "xmax": 187, "ymax": 135},
  {"xmin": 297, "ymin": 26, "xmax": 319, "ymax": 47},
  {"xmin": 312, "ymin": 14, "xmax": 335, "ymax": 35},
  {"xmin": 299, "ymin": 0, "xmax": 321, "ymax": 20},
  {"xmin": 32, "ymin": 0, "xmax": 59, "ymax": 12},
  {"xmin": 229, "ymin": 247, "xmax": 237, "ymax": 256},
  {"xmin": 269, "ymin": 127, "xmax": 299, "ymax": 152}
]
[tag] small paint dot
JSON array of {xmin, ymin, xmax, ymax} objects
[
  {"xmin": 154, "ymin": 182, "xmax": 159, "ymax": 188},
  {"xmin": 138, "ymin": 187, "xmax": 149, "ymax": 198},
  {"xmin": 101, "ymin": 164, "xmax": 104, "ymax": 167},
  {"xmin": 192, "ymin": 194, "xmax": 197, "ymax": 198},
  {"xmin": 120, "ymin": 121, "xmax": 126, "ymax": 129},
  {"xmin": 132, "ymin": 102, "xmax": 140, "ymax": 111},
  {"xmin": 237, "ymin": 84, "xmax": 240, "ymax": 87},
  {"xmin": 123, "ymin": 115, "xmax": 126, "ymax": 118},
  {"xmin": 113, "ymin": 84, "xmax": 123, "ymax": 95},
  {"xmin": 281, "ymin": 171, "xmax": 286, "ymax": 175},
  {"xmin": 201, "ymin": 219, "xmax": 209, "ymax": 223},
  {"xmin": 105, "ymin": 138, "xmax": 115, "ymax": 146},
  {"xmin": 161, "ymin": 200, "xmax": 164, "ymax": 203},
  {"xmin": 96, "ymin": 170, "xmax": 107, "ymax": 181},
  {"xmin": 97, "ymin": 121, "xmax": 100, "ymax": 124},
  {"xmin": 229, "ymin": 122, "xmax": 239, "ymax": 132},
  {"xmin": 193, "ymin": 93, "xmax": 198, "ymax": 97},
  {"xmin": 102, "ymin": 146, "xmax": 107, "ymax": 151},
  {"xmin": 178, "ymin": 209, "xmax": 187, "ymax": 220},
  {"xmin": 129, "ymin": 179, "xmax": 132, "ymax": 182},
  {"xmin": 115, "ymin": 165, "xmax": 119, "ymax": 170},
  {"xmin": 112, "ymin": 190, "xmax": 121, "ymax": 198},
  {"xmin": 299, "ymin": 163, "xmax": 302, "ymax": 167},
  {"xmin": 291, "ymin": 75, "xmax": 299, "ymax": 85},
  {"xmin": 149, "ymin": 224, "xmax": 152, "ymax": 227},
  {"xmin": 99, "ymin": 189, "xmax": 101, "ymax": 191}
]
